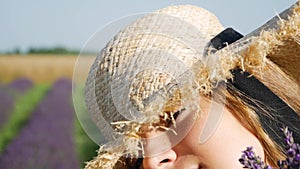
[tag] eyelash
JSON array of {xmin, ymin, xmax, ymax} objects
[{"xmin": 173, "ymin": 107, "xmax": 186, "ymax": 120}]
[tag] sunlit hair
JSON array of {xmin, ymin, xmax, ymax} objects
[
  {"xmin": 215, "ymin": 63, "xmax": 300, "ymax": 167},
  {"xmin": 84, "ymin": 2, "xmax": 300, "ymax": 168},
  {"xmin": 220, "ymin": 83, "xmax": 285, "ymax": 167}
]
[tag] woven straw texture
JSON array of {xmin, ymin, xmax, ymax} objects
[
  {"xmin": 84, "ymin": 5, "xmax": 223, "ymax": 169},
  {"xmin": 84, "ymin": 1, "xmax": 300, "ymax": 169},
  {"xmin": 85, "ymin": 5, "xmax": 223, "ymax": 145}
]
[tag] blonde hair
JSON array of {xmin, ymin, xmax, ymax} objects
[
  {"xmin": 222, "ymin": 83, "xmax": 285, "ymax": 167},
  {"xmin": 219, "ymin": 2, "xmax": 300, "ymax": 166},
  {"xmin": 84, "ymin": 2, "xmax": 300, "ymax": 168},
  {"xmin": 111, "ymin": 67, "xmax": 299, "ymax": 168}
]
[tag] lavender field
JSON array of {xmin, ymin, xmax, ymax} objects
[
  {"xmin": 0, "ymin": 78, "xmax": 33, "ymax": 128},
  {"xmin": 0, "ymin": 78, "xmax": 98, "ymax": 169}
]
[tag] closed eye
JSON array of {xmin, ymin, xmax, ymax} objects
[{"xmin": 173, "ymin": 107, "xmax": 186, "ymax": 120}]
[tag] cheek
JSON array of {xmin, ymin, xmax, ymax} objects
[
  {"xmin": 195, "ymin": 129, "xmax": 246, "ymax": 168},
  {"xmin": 178, "ymin": 109, "xmax": 265, "ymax": 168}
]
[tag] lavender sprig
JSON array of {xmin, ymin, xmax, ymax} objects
[
  {"xmin": 277, "ymin": 127, "xmax": 300, "ymax": 169},
  {"xmin": 239, "ymin": 146, "xmax": 272, "ymax": 169},
  {"xmin": 239, "ymin": 126, "xmax": 300, "ymax": 169}
]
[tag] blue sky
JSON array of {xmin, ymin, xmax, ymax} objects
[{"xmin": 0, "ymin": 0, "xmax": 296, "ymax": 53}]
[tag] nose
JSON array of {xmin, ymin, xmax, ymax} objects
[{"xmin": 142, "ymin": 149, "xmax": 177, "ymax": 169}]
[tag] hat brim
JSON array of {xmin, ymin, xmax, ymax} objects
[{"xmin": 214, "ymin": 1, "xmax": 300, "ymax": 112}]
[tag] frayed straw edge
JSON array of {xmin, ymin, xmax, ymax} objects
[{"xmin": 84, "ymin": 2, "xmax": 300, "ymax": 169}]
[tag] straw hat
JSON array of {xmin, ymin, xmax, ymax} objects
[{"xmin": 84, "ymin": 1, "xmax": 300, "ymax": 168}]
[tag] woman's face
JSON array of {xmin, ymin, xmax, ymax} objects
[{"xmin": 141, "ymin": 100, "xmax": 265, "ymax": 169}]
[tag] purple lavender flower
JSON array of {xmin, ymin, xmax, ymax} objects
[
  {"xmin": 240, "ymin": 127, "xmax": 300, "ymax": 169},
  {"xmin": 0, "ymin": 88, "xmax": 14, "ymax": 128},
  {"xmin": 8, "ymin": 78, "xmax": 33, "ymax": 94},
  {"xmin": 277, "ymin": 127, "xmax": 300, "ymax": 169},
  {"xmin": 0, "ymin": 78, "xmax": 33, "ymax": 128},
  {"xmin": 239, "ymin": 146, "xmax": 272, "ymax": 169},
  {"xmin": 0, "ymin": 78, "xmax": 79, "ymax": 169}
]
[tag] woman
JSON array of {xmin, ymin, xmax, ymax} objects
[{"xmin": 81, "ymin": 1, "xmax": 300, "ymax": 168}]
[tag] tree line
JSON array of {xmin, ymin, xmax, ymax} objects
[{"xmin": 3, "ymin": 47, "xmax": 79, "ymax": 55}]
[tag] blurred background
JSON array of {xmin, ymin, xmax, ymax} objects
[{"xmin": 0, "ymin": 0, "xmax": 297, "ymax": 168}]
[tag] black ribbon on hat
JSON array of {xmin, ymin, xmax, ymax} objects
[{"xmin": 209, "ymin": 28, "xmax": 300, "ymax": 148}]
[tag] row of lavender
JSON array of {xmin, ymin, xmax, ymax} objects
[
  {"xmin": 0, "ymin": 78, "xmax": 33, "ymax": 128},
  {"xmin": 0, "ymin": 79, "xmax": 88, "ymax": 169}
]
